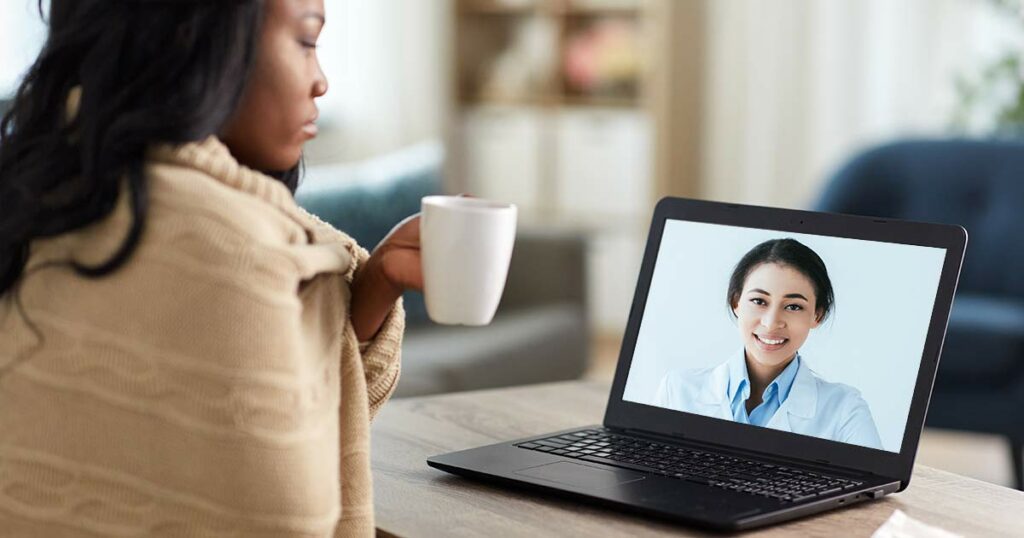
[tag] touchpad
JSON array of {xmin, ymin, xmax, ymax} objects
[{"xmin": 514, "ymin": 462, "xmax": 646, "ymax": 490}]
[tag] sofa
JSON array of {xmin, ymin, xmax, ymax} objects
[
  {"xmin": 815, "ymin": 139, "xmax": 1024, "ymax": 489},
  {"xmin": 296, "ymin": 141, "xmax": 590, "ymax": 397}
]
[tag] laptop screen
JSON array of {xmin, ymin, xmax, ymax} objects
[{"xmin": 622, "ymin": 219, "xmax": 947, "ymax": 453}]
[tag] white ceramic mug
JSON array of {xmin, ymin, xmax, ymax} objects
[{"xmin": 420, "ymin": 195, "xmax": 517, "ymax": 326}]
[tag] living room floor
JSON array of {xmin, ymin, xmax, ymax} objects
[{"xmin": 584, "ymin": 333, "xmax": 1016, "ymax": 489}]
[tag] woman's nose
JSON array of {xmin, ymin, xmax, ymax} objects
[
  {"xmin": 312, "ymin": 62, "xmax": 328, "ymax": 98},
  {"xmin": 312, "ymin": 75, "xmax": 328, "ymax": 98},
  {"xmin": 760, "ymin": 310, "xmax": 785, "ymax": 329}
]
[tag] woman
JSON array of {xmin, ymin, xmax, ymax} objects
[
  {"xmin": 0, "ymin": 1, "xmax": 418, "ymax": 535},
  {"xmin": 654, "ymin": 239, "xmax": 883, "ymax": 450}
]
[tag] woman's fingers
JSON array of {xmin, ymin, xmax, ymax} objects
[
  {"xmin": 380, "ymin": 248, "xmax": 423, "ymax": 292},
  {"xmin": 373, "ymin": 213, "xmax": 420, "ymax": 253}
]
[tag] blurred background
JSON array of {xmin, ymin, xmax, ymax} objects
[{"xmin": 4, "ymin": 0, "xmax": 1024, "ymax": 489}]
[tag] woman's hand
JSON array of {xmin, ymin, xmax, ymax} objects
[
  {"xmin": 372, "ymin": 213, "xmax": 424, "ymax": 292},
  {"xmin": 350, "ymin": 214, "xmax": 422, "ymax": 341}
]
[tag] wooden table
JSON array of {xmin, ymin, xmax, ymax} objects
[{"xmin": 371, "ymin": 381, "xmax": 1024, "ymax": 537}]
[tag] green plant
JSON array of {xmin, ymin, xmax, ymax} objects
[
  {"xmin": 950, "ymin": 0, "xmax": 1024, "ymax": 136},
  {"xmin": 988, "ymin": 0, "xmax": 1023, "ymax": 15}
]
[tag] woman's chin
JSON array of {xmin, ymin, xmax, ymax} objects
[
  {"xmin": 262, "ymin": 152, "xmax": 302, "ymax": 174},
  {"xmin": 746, "ymin": 345, "xmax": 794, "ymax": 368}
]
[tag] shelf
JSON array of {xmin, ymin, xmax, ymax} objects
[
  {"xmin": 518, "ymin": 212, "xmax": 650, "ymax": 233},
  {"xmin": 459, "ymin": 94, "xmax": 639, "ymax": 109},
  {"xmin": 561, "ymin": 95, "xmax": 640, "ymax": 108},
  {"xmin": 459, "ymin": 0, "xmax": 642, "ymax": 17},
  {"xmin": 458, "ymin": 0, "xmax": 540, "ymax": 15},
  {"xmin": 459, "ymin": 92, "xmax": 562, "ymax": 107},
  {"xmin": 556, "ymin": 6, "xmax": 643, "ymax": 17},
  {"xmin": 452, "ymin": 0, "xmax": 673, "ymax": 335}
]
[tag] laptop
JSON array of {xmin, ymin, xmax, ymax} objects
[{"xmin": 427, "ymin": 197, "xmax": 967, "ymax": 531}]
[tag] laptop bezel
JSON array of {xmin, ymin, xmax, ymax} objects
[{"xmin": 604, "ymin": 197, "xmax": 967, "ymax": 482}]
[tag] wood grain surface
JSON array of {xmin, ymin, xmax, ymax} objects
[{"xmin": 371, "ymin": 381, "xmax": 1024, "ymax": 537}]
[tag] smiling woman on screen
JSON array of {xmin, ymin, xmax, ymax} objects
[{"xmin": 654, "ymin": 239, "xmax": 883, "ymax": 450}]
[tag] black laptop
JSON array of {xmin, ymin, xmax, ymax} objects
[{"xmin": 427, "ymin": 197, "xmax": 966, "ymax": 531}]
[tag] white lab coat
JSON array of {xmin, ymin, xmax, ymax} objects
[{"xmin": 654, "ymin": 349, "xmax": 884, "ymax": 450}]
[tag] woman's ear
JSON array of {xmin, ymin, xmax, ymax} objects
[{"xmin": 812, "ymin": 310, "xmax": 824, "ymax": 328}]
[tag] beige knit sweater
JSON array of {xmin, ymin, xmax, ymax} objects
[{"xmin": 0, "ymin": 136, "xmax": 404, "ymax": 537}]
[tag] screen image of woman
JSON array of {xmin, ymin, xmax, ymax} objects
[{"xmin": 654, "ymin": 238, "xmax": 883, "ymax": 450}]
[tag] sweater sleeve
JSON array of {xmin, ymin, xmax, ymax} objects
[{"xmin": 346, "ymin": 242, "xmax": 405, "ymax": 421}]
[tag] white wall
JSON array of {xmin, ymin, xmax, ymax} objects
[
  {"xmin": 701, "ymin": 0, "xmax": 1023, "ymax": 209},
  {"xmin": 0, "ymin": 0, "xmax": 451, "ymax": 165},
  {"xmin": 0, "ymin": 0, "xmax": 47, "ymax": 98},
  {"xmin": 307, "ymin": 0, "xmax": 452, "ymax": 164}
]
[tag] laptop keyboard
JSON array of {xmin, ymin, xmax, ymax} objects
[{"xmin": 516, "ymin": 428, "xmax": 864, "ymax": 503}]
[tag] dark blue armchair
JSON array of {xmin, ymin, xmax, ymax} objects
[{"xmin": 816, "ymin": 139, "xmax": 1024, "ymax": 489}]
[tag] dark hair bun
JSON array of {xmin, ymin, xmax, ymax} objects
[{"xmin": 726, "ymin": 238, "xmax": 834, "ymax": 323}]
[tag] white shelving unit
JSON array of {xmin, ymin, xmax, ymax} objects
[
  {"xmin": 553, "ymin": 108, "xmax": 650, "ymax": 220},
  {"xmin": 448, "ymin": 0, "xmax": 702, "ymax": 332}
]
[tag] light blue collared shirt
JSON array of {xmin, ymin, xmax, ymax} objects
[
  {"xmin": 727, "ymin": 353, "xmax": 801, "ymax": 427},
  {"xmin": 653, "ymin": 348, "xmax": 884, "ymax": 450}
]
